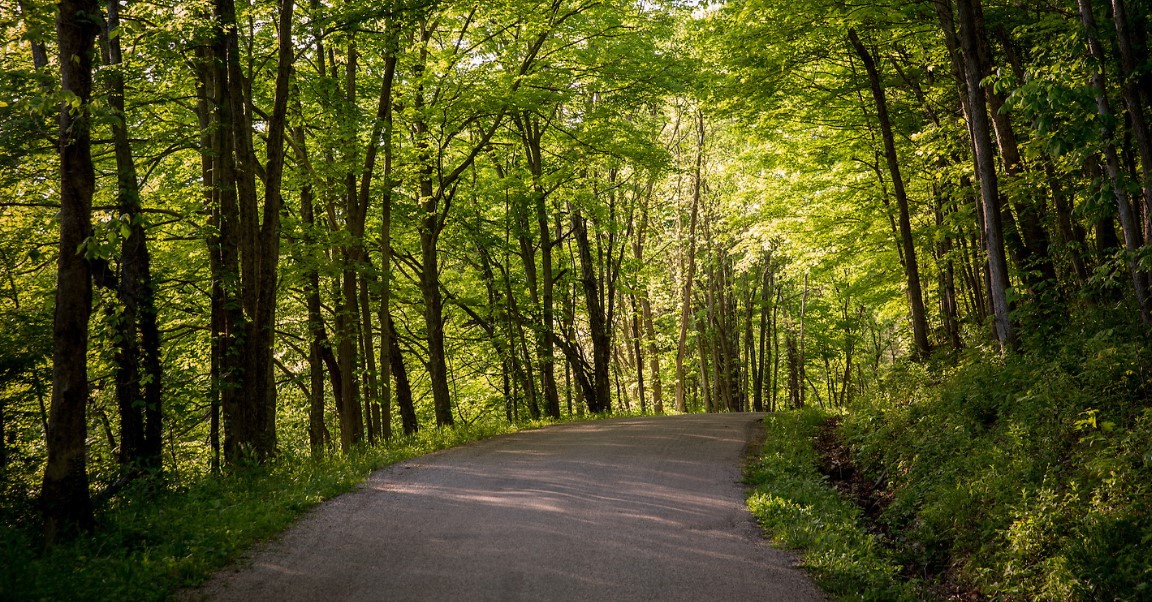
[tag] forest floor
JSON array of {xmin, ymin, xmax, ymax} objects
[
  {"xmin": 184, "ymin": 414, "xmax": 823, "ymax": 601},
  {"xmin": 813, "ymin": 416, "xmax": 983, "ymax": 601}
]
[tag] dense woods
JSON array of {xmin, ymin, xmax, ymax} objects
[{"xmin": 2, "ymin": 0, "xmax": 1151, "ymax": 597}]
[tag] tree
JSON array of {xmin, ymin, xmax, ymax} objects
[
  {"xmin": 847, "ymin": 27, "xmax": 932, "ymax": 359},
  {"xmin": 41, "ymin": 0, "xmax": 101, "ymax": 542}
]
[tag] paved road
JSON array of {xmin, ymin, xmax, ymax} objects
[{"xmin": 194, "ymin": 414, "xmax": 825, "ymax": 601}]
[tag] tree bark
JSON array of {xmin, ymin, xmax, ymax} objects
[
  {"xmin": 387, "ymin": 315, "xmax": 419, "ymax": 436},
  {"xmin": 1112, "ymin": 0, "xmax": 1152, "ymax": 240},
  {"xmin": 42, "ymin": 0, "xmax": 101, "ymax": 542},
  {"xmin": 848, "ymin": 28, "xmax": 932, "ymax": 358},
  {"xmin": 1080, "ymin": 0, "xmax": 1152, "ymax": 324},
  {"xmin": 675, "ymin": 111, "xmax": 704, "ymax": 412},
  {"xmin": 572, "ymin": 206, "xmax": 612, "ymax": 413},
  {"xmin": 952, "ymin": 0, "xmax": 1016, "ymax": 348},
  {"xmin": 100, "ymin": 0, "xmax": 164, "ymax": 475},
  {"xmin": 377, "ymin": 24, "xmax": 398, "ymax": 441}
]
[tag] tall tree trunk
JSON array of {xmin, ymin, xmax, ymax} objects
[
  {"xmin": 572, "ymin": 207, "xmax": 611, "ymax": 413},
  {"xmin": 387, "ymin": 315, "xmax": 419, "ymax": 436},
  {"xmin": 337, "ymin": 270, "xmax": 363, "ymax": 449},
  {"xmin": 42, "ymin": 0, "xmax": 100, "ymax": 542},
  {"xmin": 245, "ymin": 0, "xmax": 293, "ymax": 458},
  {"xmin": 1080, "ymin": 0, "xmax": 1152, "ymax": 324},
  {"xmin": 514, "ymin": 113, "xmax": 562, "ymax": 419},
  {"xmin": 953, "ymin": 0, "xmax": 1016, "ymax": 348},
  {"xmin": 100, "ymin": 0, "xmax": 164, "ymax": 474},
  {"xmin": 786, "ymin": 333, "xmax": 801, "ymax": 410},
  {"xmin": 770, "ymin": 285, "xmax": 781, "ymax": 412},
  {"xmin": 633, "ymin": 190, "xmax": 664, "ymax": 414},
  {"xmin": 848, "ymin": 28, "xmax": 932, "ymax": 358},
  {"xmin": 211, "ymin": 0, "xmax": 292, "ymax": 462},
  {"xmin": 934, "ymin": 198, "xmax": 963, "ymax": 351},
  {"xmin": 1112, "ymin": 0, "xmax": 1152, "ymax": 240},
  {"xmin": 630, "ymin": 293, "xmax": 647, "ymax": 414},
  {"xmin": 358, "ymin": 275, "xmax": 379, "ymax": 444},
  {"xmin": 676, "ymin": 111, "xmax": 704, "ymax": 412},
  {"xmin": 299, "ymin": 181, "xmax": 330, "ymax": 455},
  {"xmin": 377, "ymin": 26, "xmax": 398, "ymax": 441},
  {"xmin": 753, "ymin": 263, "xmax": 770, "ymax": 412},
  {"xmin": 193, "ymin": 41, "xmax": 222, "ymax": 473}
]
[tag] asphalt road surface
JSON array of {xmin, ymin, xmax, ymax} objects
[{"xmin": 193, "ymin": 414, "xmax": 825, "ymax": 601}]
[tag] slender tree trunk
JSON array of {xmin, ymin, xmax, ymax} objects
[
  {"xmin": 633, "ymin": 190, "xmax": 664, "ymax": 414},
  {"xmin": 631, "ymin": 293, "xmax": 647, "ymax": 413},
  {"xmin": 383, "ymin": 315, "xmax": 418, "ymax": 436},
  {"xmin": 676, "ymin": 112, "xmax": 704, "ymax": 412},
  {"xmin": 336, "ymin": 271, "xmax": 363, "ymax": 449},
  {"xmin": 754, "ymin": 263, "xmax": 770, "ymax": 412},
  {"xmin": 1080, "ymin": 0, "xmax": 1152, "ymax": 324},
  {"xmin": 366, "ymin": 19, "xmax": 399, "ymax": 441},
  {"xmin": 572, "ymin": 207, "xmax": 611, "ymax": 413},
  {"xmin": 42, "ymin": 0, "xmax": 100, "ymax": 542},
  {"xmin": 211, "ymin": 0, "xmax": 292, "ymax": 462},
  {"xmin": 770, "ymin": 284, "xmax": 781, "ymax": 412},
  {"xmin": 798, "ymin": 274, "xmax": 809, "ymax": 407},
  {"xmin": 412, "ymin": 30, "xmax": 456, "ymax": 427},
  {"xmin": 848, "ymin": 28, "xmax": 932, "ymax": 358},
  {"xmin": 295, "ymin": 147, "xmax": 331, "ymax": 455},
  {"xmin": 1112, "ymin": 0, "xmax": 1152, "ymax": 240},
  {"xmin": 358, "ymin": 275, "xmax": 379, "ymax": 444},
  {"xmin": 953, "ymin": 0, "xmax": 1016, "ymax": 348},
  {"xmin": 100, "ymin": 0, "xmax": 164, "ymax": 474},
  {"xmin": 786, "ymin": 333, "xmax": 801, "ymax": 410},
  {"xmin": 194, "ymin": 42, "xmax": 222, "ymax": 473},
  {"xmin": 514, "ymin": 113, "xmax": 562, "ymax": 419},
  {"xmin": 245, "ymin": 0, "xmax": 293, "ymax": 458}
]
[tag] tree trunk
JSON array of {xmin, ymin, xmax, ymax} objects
[
  {"xmin": 675, "ymin": 111, "xmax": 704, "ymax": 412},
  {"xmin": 42, "ymin": 0, "xmax": 100, "ymax": 542},
  {"xmin": 370, "ymin": 18, "xmax": 399, "ymax": 442},
  {"xmin": 387, "ymin": 315, "xmax": 419, "ymax": 436},
  {"xmin": 245, "ymin": 0, "xmax": 293, "ymax": 459},
  {"xmin": 786, "ymin": 333, "xmax": 801, "ymax": 410},
  {"xmin": 848, "ymin": 28, "xmax": 932, "ymax": 358},
  {"xmin": 1112, "ymin": 0, "xmax": 1152, "ymax": 240},
  {"xmin": 952, "ymin": 0, "xmax": 1016, "ymax": 348},
  {"xmin": 211, "ymin": 0, "xmax": 292, "ymax": 462},
  {"xmin": 193, "ymin": 42, "xmax": 223, "ymax": 473},
  {"xmin": 572, "ymin": 207, "xmax": 611, "ymax": 413},
  {"xmin": 100, "ymin": 0, "xmax": 164, "ymax": 475},
  {"xmin": 16, "ymin": 0, "xmax": 50, "ymax": 70},
  {"xmin": 631, "ymin": 293, "xmax": 647, "ymax": 413},
  {"xmin": 296, "ymin": 153, "xmax": 331, "ymax": 455},
  {"xmin": 1080, "ymin": 0, "xmax": 1152, "ymax": 324},
  {"xmin": 358, "ymin": 275, "xmax": 380, "ymax": 444}
]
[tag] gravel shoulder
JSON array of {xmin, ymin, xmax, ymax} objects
[{"xmin": 191, "ymin": 414, "xmax": 825, "ymax": 601}]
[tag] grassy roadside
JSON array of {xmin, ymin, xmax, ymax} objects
[
  {"xmin": 0, "ymin": 420, "xmax": 547, "ymax": 601},
  {"xmin": 745, "ymin": 408, "xmax": 924, "ymax": 601}
]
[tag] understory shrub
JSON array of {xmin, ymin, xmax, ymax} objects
[{"xmin": 843, "ymin": 314, "xmax": 1152, "ymax": 600}]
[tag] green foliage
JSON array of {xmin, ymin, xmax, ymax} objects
[
  {"xmin": 843, "ymin": 314, "xmax": 1152, "ymax": 600},
  {"xmin": 746, "ymin": 409, "xmax": 921, "ymax": 600},
  {"xmin": 0, "ymin": 420, "xmax": 531, "ymax": 601}
]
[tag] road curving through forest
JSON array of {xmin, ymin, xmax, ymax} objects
[{"xmin": 191, "ymin": 414, "xmax": 825, "ymax": 601}]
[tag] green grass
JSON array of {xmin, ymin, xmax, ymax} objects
[
  {"xmin": 745, "ymin": 408, "xmax": 923, "ymax": 601},
  {"xmin": 0, "ymin": 420, "xmax": 542, "ymax": 601}
]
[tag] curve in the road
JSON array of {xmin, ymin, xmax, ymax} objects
[{"xmin": 193, "ymin": 413, "xmax": 825, "ymax": 601}]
